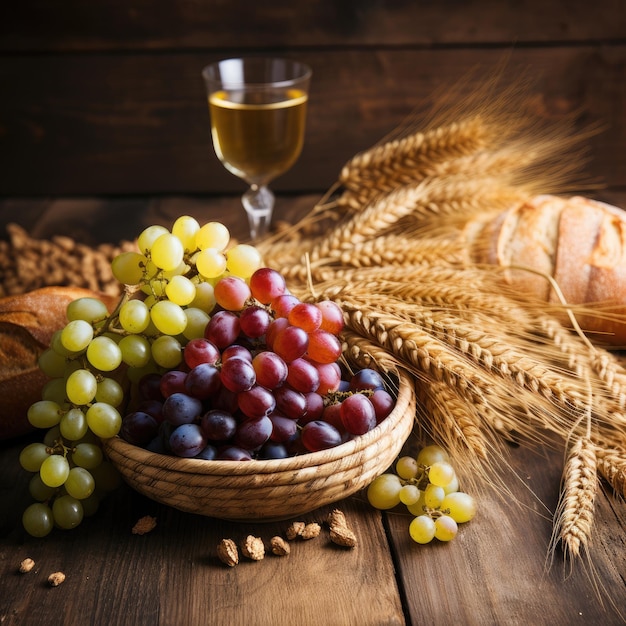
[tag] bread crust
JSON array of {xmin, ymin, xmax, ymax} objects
[
  {"xmin": 466, "ymin": 194, "xmax": 626, "ymax": 346},
  {"xmin": 0, "ymin": 287, "xmax": 117, "ymax": 440}
]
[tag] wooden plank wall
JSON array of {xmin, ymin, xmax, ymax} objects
[{"xmin": 1, "ymin": 0, "xmax": 625, "ymax": 198}]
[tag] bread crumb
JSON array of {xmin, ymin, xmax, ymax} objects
[{"xmin": 132, "ymin": 515, "xmax": 157, "ymax": 535}]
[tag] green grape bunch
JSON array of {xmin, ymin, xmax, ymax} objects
[
  {"xmin": 366, "ymin": 444, "xmax": 477, "ymax": 544},
  {"xmin": 19, "ymin": 216, "xmax": 264, "ymax": 537}
]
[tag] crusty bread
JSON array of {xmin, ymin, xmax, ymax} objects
[
  {"xmin": 498, "ymin": 195, "xmax": 564, "ymax": 301},
  {"xmin": 465, "ymin": 194, "xmax": 626, "ymax": 346},
  {"xmin": 0, "ymin": 287, "xmax": 118, "ymax": 440}
]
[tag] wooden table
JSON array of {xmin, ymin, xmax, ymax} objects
[{"xmin": 1, "ymin": 196, "xmax": 626, "ymax": 626}]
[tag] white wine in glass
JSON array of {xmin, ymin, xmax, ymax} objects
[{"xmin": 202, "ymin": 57, "xmax": 312, "ymax": 240}]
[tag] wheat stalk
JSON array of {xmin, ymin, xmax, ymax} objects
[
  {"xmin": 416, "ymin": 379, "xmax": 488, "ymax": 461},
  {"xmin": 340, "ymin": 117, "xmax": 491, "ymax": 186},
  {"xmin": 320, "ymin": 235, "xmax": 465, "ymax": 269},
  {"xmin": 595, "ymin": 445, "xmax": 626, "ymax": 498},
  {"xmin": 552, "ymin": 436, "xmax": 598, "ymax": 560},
  {"xmin": 329, "ymin": 291, "xmax": 588, "ymax": 416},
  {"xmin": 337, "ymin": 117, "xmax": 495, "ymax": 209},
  {"xmin": 340, "ymin": 327, "xmax": 403, "ymax": 376},
  {"xmin": 258, "ymin": 76, "xmax": 625, "ymax": 578},
  {"xmin": 340, "ymin": 301, "xmax": 581, "ymax": 445},
  {"xmin": 291, "ymin": 176, "xmax": 526, "ymax": 264}
]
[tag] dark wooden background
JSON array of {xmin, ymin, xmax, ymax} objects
[{"xmin": 1, "ymin": 0, "xmax": 625, "ymax": 203}]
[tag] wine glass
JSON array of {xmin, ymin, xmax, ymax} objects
[{"xmin": 202, "ymin": 57, "xmax": 312, "ymax": 240}]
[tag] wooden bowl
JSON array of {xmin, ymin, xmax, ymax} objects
[{"xmin": 103, "ymin": 368, "xmax": 415, "ymax": 521}]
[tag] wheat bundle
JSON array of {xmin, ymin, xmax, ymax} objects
[{"xmin": 258, "ymin": 79, "xmax": 625, "ymax": 567}]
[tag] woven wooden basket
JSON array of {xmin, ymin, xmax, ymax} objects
[{"xmin": 103, "ymin": 367, "xmax": 415, "ymax": 521}]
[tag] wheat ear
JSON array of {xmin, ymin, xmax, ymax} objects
[
  {"xmin": 553, "ymin": 436, "xmax": 598, "ymax": 560},
  {"xmin": 415, "ymin": 379, "xmax": 488, "ymax": 461},
  {"xmin": 594, "ymin": 445, "xmax": 626, "ymax": 499}
]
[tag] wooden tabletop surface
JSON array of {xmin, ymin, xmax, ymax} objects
[{"xmin": 1, "ymin": 196, "xmax": 626, "ymax": 626}]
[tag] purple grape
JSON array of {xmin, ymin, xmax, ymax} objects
[
  {"xmin": 194, "ymin": 445, "xmax": 217, "ymax": 460},
  {"xmin": 258, "ymin": 442, "xmax": 289, "ymax": 459},
  {"xmin": 298, "ymin": 392, "xmax": 325, "ymax": 425},
  {"xmin": 169, "ymin": 423, "xmax": 207, "ymax": 457},
  {"xmin": 162, "ymin": 392, "xmax": 203, "ymax": 426},
  {"xmin": 216, "ymin": 446, "xmax": 253, "ymax": 461},
  {"xmin": 120, "ymin": 411, "xmax": 159, "ymax": 445},
  {"xmin": 274, "ymin": 385, "xmax": 307, "ymax": 420},
  {"xmin": 301, "ymin": 421, "xmax": 343, "ymax": 452},
  {"xmin": 204, "ymin": 310, "xmax": 241, "ymax": 349},
  {"xmin": 238, "ymin": 385, "xmax": 276, "ymax": 419},
  {"xmin": 239, "ymin": 305, "xmax": 271, "ymax": 339},
  {"xmin": 370, "ymin": 388, "xmax": 395, "ymax": 423},
  {"xmin": 200, "ymin": 409, "xmax": 237, "ymax": 442},
  {"xmin": 138, "ymin": 372, "xmax": 165, "ymax": 401},
  {"xmin": 157, "ymin": 420, "xmax": 174, "ymax": 452},
  {"xmin": 233, "ymin": 415, "xmax": 273, "ymax": 450},
  {"xmin": 184, "ymin": 363, "xmax": 221, "ymax": 399},
  {"xmin": 286, "ymin": 357, "xmax": 320, "ymax": 393},
  {"xmin": 220, "ymin": 356, "xmax": 256, "ymax": 393},
  {"xmin": 146, "ymin": 436, "xmax": 167, "ymax": 454},
  {"xmin": 338, "ymin": 379, "xmax": 351, "ymax": 392},
  {"xmin": 136, "ymin": 399, "xmax": 164, "ymax": 424},
  {"xmin": 350, "ymin": 368, "xmax": 385, "ymax": 391},
  {"xmin": 212, "ymin": 386, "xmax": 239, "ymax": 413},
  {"xmin": 340, "ymin": 393, "xmax": 377, "ymax": 435},
  {"xmin": 159, "ymin": 370, "xmax": 187, "ymax": 397},
  {"xmin": 285, "ymin": 435, "xmax": 307, "ymax": 456},
  {"xmin": 252, "ymin": 351, "xmax": 288, "ymax": 389},
  {"xmin": 269, "ymin": 413, "xmax": 299, "ymax": 443}
]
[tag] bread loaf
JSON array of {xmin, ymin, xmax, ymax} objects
[
  {"xmin": 0, "ymin": 287, "xmax": 118, "ymax": 440},
  {"xmin": 465, "ymin": 194, "xmax": 626, "ymax": 346}
]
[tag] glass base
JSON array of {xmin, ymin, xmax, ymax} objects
[{"xmin": 242, "ymin": 185, "xmax": 274, "ymax": 240}]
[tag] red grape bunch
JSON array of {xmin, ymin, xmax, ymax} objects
[{"xmin": 121, "ymin": 266, "xmax": 397, "ymax": 460}]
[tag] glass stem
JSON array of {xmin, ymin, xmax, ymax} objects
[{"xmin": 242, "ymin": 184, "xmax": 274, "ymax": 241}]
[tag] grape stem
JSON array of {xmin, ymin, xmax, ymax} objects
[
  {"xmin": 46, "ymin": 442, "xmax": 70, "ymax": 457},
  {"xmin": 424, "ymin": 507, "xmax": 451, "ymax": 519},
  {"xmin": 399, "ymin": 465, "xmax": 430, "ymax": 490},
  {"xmin": 95, "ymin": 289, "xmax": 133, "ymax": 336}
]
